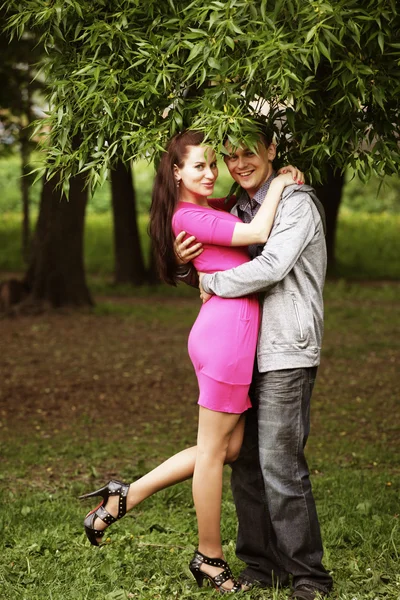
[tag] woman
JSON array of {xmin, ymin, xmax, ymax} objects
[{"xmin": 79, "ymin": 130, "xmax": 300, "ymax": 593}]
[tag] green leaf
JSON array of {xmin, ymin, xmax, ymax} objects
[
  {"xmin": 74, "ymin": 64, "xmax": 93, "ymax": 76},
  {"xmin": 187, "ymin": 44, "xmax": 203, "ymax": 62},
  {"xmin": 208, "ymin": 56, "xmax": 221, "ymax": 70},
  {"xmin": 318, "ymin": 40, "xmax": 331, "ymax": 62},
  {"xmin": 57, "ymin": 106, "xmax": 63, "ymax": 126},
  {"xmin": 225, "ymin": 35, "xmax": 235, "ymax": 51},
  {"xmin": 312, "ymin": 44, "xmax": 320, "ymax": 70},
  {"xmin": 229, "ymin": 22, "xmax": 244, "ymax": 35},
  {"xmin": 305, "ymin": 26, "xmax": 317, "ymax": 44},
  {"xmin": 378, "ymin": 32, "xmax": 384, "ymax": 53},
  {"xmin": 103, "ymin": 100, "xmax": 113, "ymax": 118},
  {"xmin": 209, "ymin": 11, "xmax": 221, "ymax": 29},
  {"xmin": 186, "ymin": 58, "xmax": 203, "ymax": 81}
]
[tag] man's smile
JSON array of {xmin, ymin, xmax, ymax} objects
[{"xmin": 237, "ymin": 170, "xmax": 254, "ymax": 178}]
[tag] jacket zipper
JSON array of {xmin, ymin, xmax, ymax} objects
[{"xmin": 292, "ymin": 297, "xmax": 304, "ymax": 340}]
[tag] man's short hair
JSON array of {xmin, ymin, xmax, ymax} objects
[
  {"xmin": 224, "ymin": 117, "xmax": 274, "ymax": 149},
  {"xmin": 252, "ymin": 117, "xmax": 274, "ymax": 148}
]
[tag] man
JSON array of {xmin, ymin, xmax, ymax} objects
[{"xmin": 175, "ymin": 123, "xmax": 333, "ymax": 600}]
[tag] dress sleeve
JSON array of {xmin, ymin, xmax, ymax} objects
[{"xmin": 172, "ymin": 207, "xmax": 236, "ymax": 246}]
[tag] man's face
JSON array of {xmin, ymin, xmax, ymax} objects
[{"xmin": 224, "ymin": 140, "xmax": 276, "ymax": 198}]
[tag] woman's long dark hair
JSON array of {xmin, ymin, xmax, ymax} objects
[{"xmin": 149, "ymin": 130, "xmax": 204, "ymax": 285}]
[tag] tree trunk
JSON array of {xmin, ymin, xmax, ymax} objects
[
  {"xmin": 147, "ymin": 240, "xmax": 160, "ymax": 284},
  {"xmin": 110, "ymin": 160, "xmax": 147, "ymax": 284},
  {"xmin": 20, "ymin": 132, "xmax": 31, "ymax": 264},
  {"xmin": 24, "ymin": 170, "xmax": 93, "ymax": 307},
  {"xmin": 315, "ymin": 165, "xmax": 345, "ymax": 274}
]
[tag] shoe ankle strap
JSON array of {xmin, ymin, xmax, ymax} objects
[{"xmin": 194, "ymin": 550, "xmax": 227, "ymax": 569}]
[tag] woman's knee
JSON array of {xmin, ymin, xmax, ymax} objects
[{"xmin": 197, "ymin": 441, "xmax": 229, "ymax": 463}]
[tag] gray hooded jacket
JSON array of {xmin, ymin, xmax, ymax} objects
[{"xmin": 201, "ymin": 184, "xmax": 327, "ymax": 373}]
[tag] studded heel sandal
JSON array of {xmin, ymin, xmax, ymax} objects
[
  {"xmin": 79, "ymin": 479, "xmax": 130, "ymax": 546},
  {"xmin": 189, "ymin": 550, "xmax": 242, "ymax": 594}
]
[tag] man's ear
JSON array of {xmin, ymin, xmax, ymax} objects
[{"xmin": 267, "ymin": 143, "xmax": 276, "ymax": 162}]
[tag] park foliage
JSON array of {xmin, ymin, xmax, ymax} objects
[{"xmin": 6, "ymin": 0, "xmax": 400, "ymax": 194}]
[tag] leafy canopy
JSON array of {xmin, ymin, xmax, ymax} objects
[
  {"xmin": 0, "ymin": 6, "xmax": 44, "ymax": 156},
  {"xmin": 6, "ymin": 0, "xmax": 400, "ymax": 192}
]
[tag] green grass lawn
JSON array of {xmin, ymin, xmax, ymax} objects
[{"xmin": 0, "ymin": 281, "xmax": 399, "ymax": 599}]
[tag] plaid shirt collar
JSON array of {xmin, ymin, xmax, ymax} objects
[{"xmin": 236, "ymin": 172, "xmax": 277, "ymax": 215}]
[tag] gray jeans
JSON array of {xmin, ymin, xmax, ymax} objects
[{"xmin": 231, "ymin": 367, "xmax": 333, "ymax": 593}]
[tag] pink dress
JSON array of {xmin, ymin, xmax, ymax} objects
[{"xmin": 172, "ymin": 200, "xmax": 260, "ymax": 414}]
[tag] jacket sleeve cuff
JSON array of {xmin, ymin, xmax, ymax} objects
[
  {"xmin": 175, "ymin": 264, "xmax": 192, "ymax": 278},
  {"xmin": 201, "ymin": 273, "xmax": 213, "ymax": 294}
]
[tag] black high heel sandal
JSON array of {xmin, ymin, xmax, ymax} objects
[
  {"xmin": 78, "ymin": 479, "xmax": 130, "ymax": 546},
  {"xmin": 189, "ymin": 550, "xmax": 242, "ymax": 594}
]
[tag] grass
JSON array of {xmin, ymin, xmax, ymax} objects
[
  {"xmin": 335, "ymin": 209, "xmax": 400, "ymax": 279},
  {"xmin": 1, "ymin": 210, "xmax": 400, "ymax": 280},
  {"xmin": 0, "ymin": 281, "xmax": 399, "ymax": 599}
]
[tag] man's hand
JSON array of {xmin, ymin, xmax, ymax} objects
[
  {"xmin": 277, "ymin": 165, "xmax": 305, "ymax": 185},
  {"xmin": 174, "ymin": 231, "xmax": 204, "ymax": 265},
  {"xmin": 199, "ymin": 272, "xmax": 213, "ymax": 304}
]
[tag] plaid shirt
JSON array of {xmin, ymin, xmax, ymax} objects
[{"xmin": 236, "ymin": 172, "xmax": 277, "ymax": 258}]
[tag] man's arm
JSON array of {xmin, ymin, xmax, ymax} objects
[{"xmin": 201, "ymin": 194, "xmax": 319, "ymax": 298}]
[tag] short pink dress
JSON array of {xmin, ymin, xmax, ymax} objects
[{"xmin": 172, "ymin": 200, "xmax": 260, "ymax": 414}]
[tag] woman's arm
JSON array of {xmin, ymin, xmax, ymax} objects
[{"xmin": 231, "ymin": 173, "xmax": 297, "ymax": 246}]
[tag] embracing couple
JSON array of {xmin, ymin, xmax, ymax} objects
[{"xmin": 79, "ymin": 121, "xmax": 333, "ymax": 599}]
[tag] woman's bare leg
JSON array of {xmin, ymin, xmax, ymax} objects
[
  {"xmin": 92, "ymin": 414, "xmax": 245, "ymax": 540},
  {"xmin": 192, "ymin": 407, "xmax": 243, "ymax": 589}
]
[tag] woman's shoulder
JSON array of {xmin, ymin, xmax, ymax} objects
[{"xmin": 173, "ymin": 202, "xmax": 204, "ymax": 221}]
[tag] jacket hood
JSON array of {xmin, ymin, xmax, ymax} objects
[
  {"xmin": 281, "ymin": 184, "xmax": 326, "ymax": 236},
  {"xmin": 281, "ymin": 183, "xmax": 315, "ymax": 199}
]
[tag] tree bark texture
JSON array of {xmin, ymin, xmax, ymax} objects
[
  {"xmin": 20, "ymin": 134, "xmax": 31, "ymax": 265},
  {"xmin": 315, "ymin": 165, "xmax": 345, "ymax": 273},
  {"xmin": 24, "ymin": 170, "xmax": 93, "ymax": 307},
  {"xmin": 110, "ymin": 160, "xmax": 147, "ymax": 284},
  {"xmin": 147, "ymin": 241, "xmax": 160, "ymax": 284}
]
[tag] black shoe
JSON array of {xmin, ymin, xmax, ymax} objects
[
  {"xmin": 290, "ymin": 584, "xmax": 328, "ymax": 599},
  {"xmin": 79, "ymin": 479, "xmax": 130, "ymax": 546},
  {"xmin": 238, "ymin": 572, "xmax": 289, "ymax": 591},
  {"xmin": 189, "ymin": 550, "xmax": 242, "ymax": 594},
  {"xmin": 237, "ymin": 575, "xmax": 256, "ymax": 591}
]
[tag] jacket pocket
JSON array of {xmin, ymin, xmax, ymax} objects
[
  {"xmin": 261, "ymin": 291, "xmax": 309, "ymax": 348},
  {"xmin": 291, "ymin": 295, "xmax": 304, "ymax": 340}
]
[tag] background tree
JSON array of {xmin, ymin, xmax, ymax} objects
[
  {"xmin": 0, "ymin": 5, "xmax": 44, "ymax": 262},
  {"xmin": 6, "ymin": 0, "xmax": 400, "ymax": 272},
  {"xmin": 24, "ymin": 165, "xmax": 93, "ymax": 308},
  {"xmin": 110, "ymin": 160, "xmax": 147, "ymax": 285},
  {"xmin": 0, "ymin": 8, "xmax": 94, "ymax": 309},
  {"xmin": 1, "ymin": 4, "xmax": 149, "ymax": 309}
]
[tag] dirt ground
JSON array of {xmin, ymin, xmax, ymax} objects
[
  {"xmin": 0, "ymin": 288, "xmax": 399, "ymax": 477},
  {"xmin": 0, "ymin": 297, "xmax": 200, "ymax": 448}
]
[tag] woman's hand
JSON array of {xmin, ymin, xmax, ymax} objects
[
  {"xmin": 174, "ymin": 231, "xmax": 203, "ymax": 265},
  {"xmin": 273, "ymin": 170, "xmax": 304, "ymax": 190},
  {"xmin": 277, "ymin": 165, "xmax": 305, "ymax": 185}
]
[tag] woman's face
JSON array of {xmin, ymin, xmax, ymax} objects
[{"xmin": 174, "ymin": 145, "xmax": 218, "ymax": 200}]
